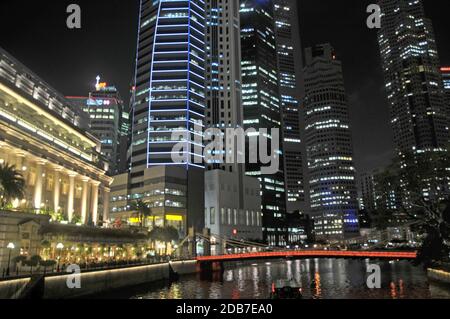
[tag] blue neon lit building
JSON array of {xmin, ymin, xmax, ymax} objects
[{"xmin": 125, "ymin": 0, "xmax": 206, "ymax": 235}]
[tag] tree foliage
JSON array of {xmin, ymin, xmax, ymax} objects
[
  {"xmin": 0, "ymin": 163, "xmax": 25, "ymax": 208},
  {"xmin": 130, "ymin": 199, "xmax": 153, "ymax": 228},
  {"xmin": 374, "ymin": 149, "xmax": 450, "ymax": 265},
  {"xmin": 149, "ymin": 226, "xmax": 179, "ymax": 243}
]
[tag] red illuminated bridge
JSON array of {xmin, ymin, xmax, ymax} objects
[{"xmin": 196, "ymin": 250, "xmax": 418, "ymax": 263}]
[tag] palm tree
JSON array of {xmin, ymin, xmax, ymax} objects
[
  {"xmin": 130, "ymin": 199, "xmax": 153, "ymax": 228},
  {"xmin": 0, "ymin": 163, "xmax": 25, "ymax": 209}
]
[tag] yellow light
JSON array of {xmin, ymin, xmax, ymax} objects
[
  {"xmin": 0, "ymin": 82, "xmax": 97, "ymax": 147},
  {"xmin": 129, "ymin": 217, "xmax": 140, "ymax": 223},
  {"xmin": 12, "ymin": 198, "xmax": 20, "ymax": 209},
  {"xmin": 166, "ymin": 215, "xmax": 183, "ymax": 222}
]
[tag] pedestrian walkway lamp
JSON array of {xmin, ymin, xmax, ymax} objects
[
  {"xmin": 6, "ymin": 242, "xmax": 15, "ymax": 277},
  {"xmin": 56, "ymin": 243, "xmax": 64, "ymax": 272}
]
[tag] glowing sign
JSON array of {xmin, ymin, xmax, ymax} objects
[
  {"xmin": 166, "ymin": 215, "xmax": 183, "ymax": 221},
  {"xmin": 87, "ymin": 99, "xmax": 112, "ymax": 106},
  {"xmin": 95, "ymin": 75, "xmax": 110, "ymax": 91},
  {"xmin": 95, "ymin": 75, "xmax": 101, "ymax": 91},
  {"xmin": 440, "ymin": 67, "xmax": 450, "ymax": 72}
]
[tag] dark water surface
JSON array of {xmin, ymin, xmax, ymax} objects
[{"xmin": 94, "ymin": 259, "xmax": 450, "ymax": 299}]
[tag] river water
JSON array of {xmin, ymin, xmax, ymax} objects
[{"xmin": 97, "ymin": 259, "xmax": 450, "ymax": 299}]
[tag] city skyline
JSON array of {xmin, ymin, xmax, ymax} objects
[{"xmin": 0, "ymin": 0, "xmax": 449, "ymax": 302}]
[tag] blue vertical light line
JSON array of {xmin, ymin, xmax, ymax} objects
[
  {"xmin": 130, "ymin": 0, "xmax": 144, "ymax": 168},
  {"xmin": 147, "ymin": 0, "xmax": 163, "ymax": 168},
  {"xmin": 186, "ymin": 0, "xmax": 192, "ymax": 169}
]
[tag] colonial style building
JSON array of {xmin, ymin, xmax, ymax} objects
[{"xmin": 0, "ymin": 47, "xmax": 113, "ymax": 226}]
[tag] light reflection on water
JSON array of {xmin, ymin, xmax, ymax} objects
[{"xmin": 98, "ymin": 259, "xmax": 450, "ymax": 299}]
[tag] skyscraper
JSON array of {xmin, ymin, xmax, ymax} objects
[
  {"xmin": 67, "ymin": 79, "xmax": 128, "ymax": 176},
  {"xmin": 378, "ymin": 0, "xmax": 449, "ymax": 154},
  {"xmin": 303, "ymin": 44, "xmax": 359, "ymax": 240},
  {"xmin": 273, "ymin": 0, "xmax": 306, "ymax": 214},
  {"xmin": 126, "ymin": 0, "xmax": 207, "ymax": 235},
  {"xmin": 240, "ymin": 0, "xmax": 286, "ymax": 246},
  {"xmin": 204, "ymin": 0, "xmax": 262, "ymax": 243},
  {"xmin": 359, "ymin": 169, "xmax": 404, "ymax": 215},
  {"xmin": 359, "ymin": 173, "xmax": 377, "ymax": 213},
  {"xmin": 205, "ymin": 0, "xmax": 243, "ymax": 172}
]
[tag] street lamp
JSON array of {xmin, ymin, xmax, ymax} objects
[
  {"xmin": 56, "ymin": 243, "xmax": 64, "ymax": 272},
  {"xmin": 6, "ymin": 242, "xmax": 15, "ymax": 277}
]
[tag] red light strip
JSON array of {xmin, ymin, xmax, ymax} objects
[
  {"xmin": 440, "ymin": 67, "xmax": 450, "ymax": 72},
  {"xmin": 65, "ymin": 96, "xmax": 89, "ymax": 99},
  {"xmin": 197, "ymin": 250, "xmax": 417, "ymax": 262}
]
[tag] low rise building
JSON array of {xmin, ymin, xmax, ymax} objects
[
  {"xmin": 205, "ymin": 170, "xmax": 262, "ymax": 253},
  {"xmin": 110, "ymin": 166, "xmax": 204, "ymax": 237},
  {"xmin": 0, "ymin": 211, "xmax": 150, "ymax": 273}
]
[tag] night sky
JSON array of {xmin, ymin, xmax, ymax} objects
[{"xmin": 0, "ymin": 0, "xmax": 449, "ymax": 175}]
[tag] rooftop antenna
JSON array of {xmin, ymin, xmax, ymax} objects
[{"xmin": 95, "ymin": 75, "xmax": 101, "ymax": 91}]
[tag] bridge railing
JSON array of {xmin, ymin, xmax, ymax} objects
[{"xmin": 196, "ymin": 250, "xmax": 418, "ymax": 261}]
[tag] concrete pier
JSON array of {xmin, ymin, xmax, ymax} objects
[{"xmin": 0, "ymin": 260, "xmax": 197, "ymax": 299}]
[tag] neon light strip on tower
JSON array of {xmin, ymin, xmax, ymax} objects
[{"xmin": 145, "ymin": 0, "xmax": 206, "ymax": 168}]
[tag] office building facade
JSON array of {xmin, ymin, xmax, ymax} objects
[
  {"xmin": 67, "ymin": 80, "xmax": 128, "ymax": 175},
  {"xmin": 273, "ymin": 0, "xmax": 306, "ymax": 214},
  {"xmin": 303, "ymin": 44, "xmax": 359, "ymax": 240},
  {"xmin": 359, "ymin": 172, "xmax": 377, "ymax": 212},
  {"xmin": 204, "ymin": 0, "xmax": 262, "ymax": 243},
  {"xmin": 378, "ymin": 0, "xmax": 449, "ymax": 153},
  {"xmin": 113, "ymin": 0, "xmax": 207, "ymax": 235},
  {"xmin": 240, "ymin": 0, "xmax": 286, "ymax": 246}
]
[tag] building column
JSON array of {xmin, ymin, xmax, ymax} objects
[
  {"xmin": 33, "ymin": 161, "xmax": 46, "ymax": 211},
  {"xmin": 15, "ymin": 153, "xmax": 25, "ymax": 171},
  {"xmin": 53, "ymin": 168, "xmax": 62, "ymax": 213},
  {"xmin": 91, "ymin": 181, "xmax": 100, "ymax": 226},
  {"xmin": 0, "ymin": 143, "xmax": 9, "ymax": 165},
  {"xmin": 103, "ymin": 187, "xmax": 111, "ymax": 228},
  {"xmin": 67, "ymin": 173, "xmax": 77, "ymax": 222},
  {"xmin": 81, "ymin": 177, "xmax": 90, "ymax": 225}
]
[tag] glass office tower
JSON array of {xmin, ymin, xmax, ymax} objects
[{"xmin": 128, "ymin": 0, "xmax": 207, "ymax": 234}]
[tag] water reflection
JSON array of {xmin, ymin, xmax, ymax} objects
[
  {"xmin": 96, "ymin": 259, "xmax": 445, "ymax": 299},
  {"xmin": 313, "ymin": 272, "xmax": 322, "ymax": 299}
]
